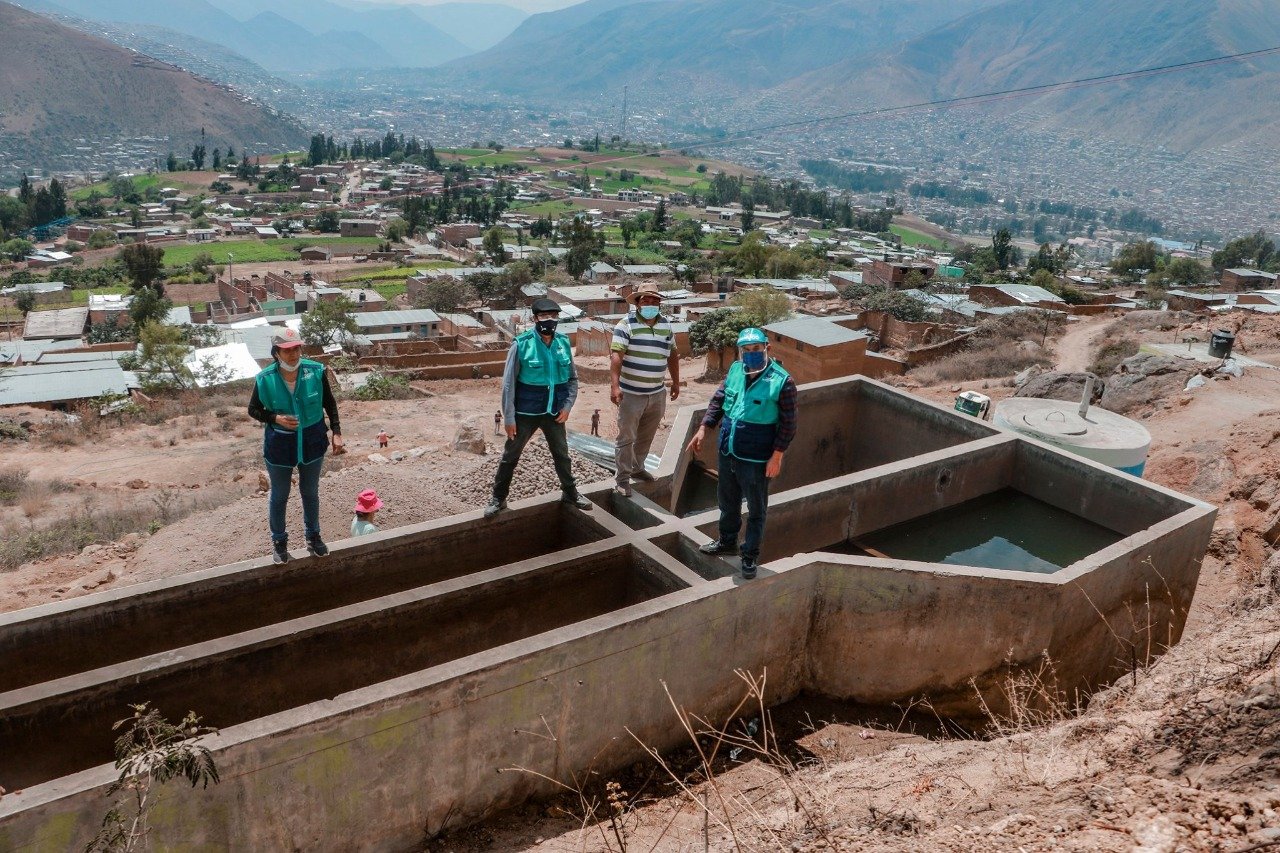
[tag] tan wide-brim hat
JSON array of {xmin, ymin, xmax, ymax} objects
[{"xmin": 626, "ymin": 283, "xmax": 663, "ymax": 305}]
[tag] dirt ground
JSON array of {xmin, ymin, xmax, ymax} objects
[{"xmin": 4, "ymin": 314, "xmax": 1280, "ymax": 851}]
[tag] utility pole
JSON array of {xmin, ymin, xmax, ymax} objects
[{"xmin": 620, "ymin": 85, "xmax": 628, "ymax": 143}]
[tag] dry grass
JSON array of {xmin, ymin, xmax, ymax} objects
[
  {"xmin": 0, "ymin": 467, "xmax": 29, "ymax": 505},
  {"xmin": 1090, "ymin": 336, "xmax": 1140, "ymax": 376},
  {"xmin": 0, "ymin": 486, "xmax": 238, "ymax": 571},
  {"xmin": 913, "ymin": 311, "xmax": 1066, "ymax": 384}
]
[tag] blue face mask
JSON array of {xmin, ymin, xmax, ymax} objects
[
  {"xmin": 638, "ymin": 305, "xmax": 660, "ymax": 321},
  {"xmin": 741, "ymin": 350, "xmax": 767, "ymax": 372}
]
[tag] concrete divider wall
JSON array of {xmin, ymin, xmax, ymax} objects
[{"xmin": 0, "ymin": 575, "xmax": 818, "ymax": 852}]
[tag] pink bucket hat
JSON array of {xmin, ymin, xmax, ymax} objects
[{"xmin": 353, "ymin": 489, "xmax": 383, "ymax": 513}]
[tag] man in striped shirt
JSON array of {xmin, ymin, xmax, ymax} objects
[{"xmin": 610, "ymin": 282, "xmax": 680, "ymax": 496}]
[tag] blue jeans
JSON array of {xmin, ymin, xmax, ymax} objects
[
  {"xmin": 267, "ymin": 458, "xmax": 323, "ymax": 545},
  {"xmin": 716, "ymin": 452, "xmax": 770, "ymax": 561}
]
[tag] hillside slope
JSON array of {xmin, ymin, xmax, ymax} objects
[
  {"xmin": 771, "ymin": 0, "xmax": 1280, "ymax": 151},
  {"xmin": 442, "ymin": 0, "xmax": 1003, "ymax": 97},
  {"xmin": 0, "ymin": 1, "xmax": 308, "ymax": 162}
]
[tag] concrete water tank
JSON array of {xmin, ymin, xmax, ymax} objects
[{"xmin": 993, "ymin": 396, "xmax": 1151, "ymax": 477}]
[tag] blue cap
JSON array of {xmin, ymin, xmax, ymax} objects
[{"xmin": 736, "ymin": 327, "xmax": 767, "ymax": 346}]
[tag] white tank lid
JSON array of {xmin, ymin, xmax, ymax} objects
[{"xmin": 996, "ymin": 398, "xmax": 1150, "ymax": 451}]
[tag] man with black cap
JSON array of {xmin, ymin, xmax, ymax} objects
[{"xmin": 485, "ymin": 297, "xmax": 592, "ymax": 517}]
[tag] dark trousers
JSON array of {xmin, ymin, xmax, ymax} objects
[
  {"xmin": 492, "ymin": 414, "xmax": 577, "ymax": 502},
  {"xmin": 267, "ymin": 458, "xmax": 323, "ymax": 545},
  {"xmin": 716, "ymin": 452, "xmax": 769, "ymax": 560}
]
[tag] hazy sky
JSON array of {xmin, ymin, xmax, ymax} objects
[{"xmin": 398, "ymin": 0, "xmax": 582, "ymax": 11}]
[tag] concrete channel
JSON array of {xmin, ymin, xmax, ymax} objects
[{"xmin": 0, "ymin": 376, "xmax": 1216, "ymax": 851}]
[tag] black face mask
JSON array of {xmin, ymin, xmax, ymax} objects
[{"xmin": 535, "ymin": 318, "xmax": 559, "ymax": 336}]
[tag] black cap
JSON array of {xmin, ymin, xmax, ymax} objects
[{"xmin": 531, "ymin": 297, "xmax": 561, "ymax": 315}]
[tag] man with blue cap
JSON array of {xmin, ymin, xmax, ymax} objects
[{"xmin": 684, "ymin": 326, "xmax": 798, "ymax": 579}]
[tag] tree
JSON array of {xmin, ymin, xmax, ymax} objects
[
  {"xmin": 211, "ymin": 148, "xmax": 221, "ymax": 170},
  {"xmin": 130, "ymin": 321, "xmax": 190, "ymax": 389},
  {"xmin": 300, "ymin": 295, "xmax": 358, "ymax": 347},
  {"xmin": 1111, "ymin": 241, "xmax": 1159, "ymax": 280},
  {"xmin": 13, "ymin": 287, "xmax": 37, "ymax": 316},
  {"xmin": 651, "ymin": 198, "xmax": 668, "ymax": 233},
  {"xmin": 730, "ymin": 285, "xmax": 792, "ymax": 326},
  {"xmin": 384, "ymin": 218, "xmax": 409, "ymax": 243},
  {"xmin": 733, "ymin": 233, "xmax": 769, "ymax": 277},
  {"xmin": 739, "ymin": 200, "xmax": 755, "ymax": 234},
  {"xmin": 991, "ymin": 228, "xmax": 1015, "ymax": 270},
  {"xmin": 128, "ymin": 287, "xmax": 173, "ymax": 333},
  {"xmin": 191, "ymin": 144, "xmax": 206, "ymax": 170},
  {"xmin": 619, "ymin": 217, "xmax": 638, "ymax": 248},
  {"xmin": 412, "ymin": 277, "xmax": 474, "ymax": 314},
  {"xmin": 119, "ymin": 243, "xmax": 166, "ymax": 294},
  {"xmin": 566, "ymin": 243, "xmax": 593, "ymax": 279},
  {"xmin": 1, "ymin": 238, "xmax": 33, "ymax": 261},
  {"xmin": 483, "ymin": 226, "xmax": 508, "ymax": 264},
  {"xmin": 1211, "ymin": 229, "xmax": 1275, "ymax": 272},
  {"xmin": 315, "ymin": 210, "xmax": 340, "ymax": 233},
  {"xmin": 864, "ymin": 290, "xmax": 930, "ymax": 322},
  {"xmin": 689, "ymin": 308, "xmax": 753, "ymax": 354},
  {"xmin": 1165, "ymin": 257, "xmax": 1210, "ymax": 287}
]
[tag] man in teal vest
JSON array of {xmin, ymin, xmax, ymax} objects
[
  {"xmin": 685, "ymin": 327, "xmax": 798, "ymax": 579},
  {"xmin": 485, "ymin": 297, "xmax": 593, "ymax": 517}
]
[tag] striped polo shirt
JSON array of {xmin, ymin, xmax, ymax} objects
[{"xmin": 611, "ymin": 312, "xmax": 674, "ymax": 395}]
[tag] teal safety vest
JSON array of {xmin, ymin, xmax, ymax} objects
[
  {"xmin": 720, "ymin": 359, "xmax": 790, "ymax": 462},
  {"xmin": 513, "ymin": 329, "xmax": 574, "ymax": 416},
  {"xmin": 255, "ymin": 359, "xmax": 327, "ymax": 466}
]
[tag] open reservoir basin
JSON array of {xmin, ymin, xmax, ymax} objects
[{"xmin": 848, "ymin": 488, "xmax": 1124, "ymax": 573}]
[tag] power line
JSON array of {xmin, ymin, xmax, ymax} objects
[{"xmin": 585, "ymin": 44, "xmax": 1280, "ymax": 166}]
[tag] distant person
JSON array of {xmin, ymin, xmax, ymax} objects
[
  {"xmin": 351, "ymin": 489, "xmax": 383, "ymax": 537},
  {"xmin": 610, "ymin": 283, "xmax": 679, "ymax": 497},
  {"xmin": 377, "ymin": 429, "xmax": 389, "ymax": 449},
  {"xmin": 493, "ymin": 410, "xmax": 502, "ymax": 435},
  {"xmin": 590, "ymin": 408, "xmax": 601, "ymax": 437},
  {"xmin": 485, "ymin": 297, "xmax": 592, "ymax": 518},
  {"xmin": 685, "ymin": 328, "xmax": 797, "ymax": 580},
  {"xmin": 247, "ymin": 327, "xmax": 344, "ymax": 564}
]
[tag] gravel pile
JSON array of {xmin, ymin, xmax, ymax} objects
[{"xmin": 440, "ymin": 435, "xmax": 610, "ymax": 505}]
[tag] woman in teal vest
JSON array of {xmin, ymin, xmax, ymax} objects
[
  {"xmin": 247, "ymin": 327, "xmax": 344, "ymax": 564},
  {"xmin": 485, "ymin": 297, "xmax": 593, "ymax": 517},
  {"xmin": 685, "ymin": 327, "xmax": 799, "ymax": 579}
]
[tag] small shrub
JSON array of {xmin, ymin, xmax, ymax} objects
[
  {"xmin": 0, "ymin": 421, "xmax": 30, "ymax": 441},
  {"xmin": 0, "ymin": 467, "xmax": 29, "ymax": 504},
  {"xmin": 1090, "ymin": 336, "xmax": 1140, "ymax": 376},
  {"xmin": 348, "ymin": 371, "xmax": 415, "ymax": 401},
  {"xmin": 912, "ymin": 311, "xmax": 1065, "ymax": 384}
]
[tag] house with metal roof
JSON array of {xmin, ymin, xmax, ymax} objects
[
  {"xmin": 762, "ymin": 316, "xmax": 875, "ymax": 384},
  {"xmin": 0, "ymin": 360, "xmax": 136, "ymax": 408},
  {"xmin": 968, "ymin": 284, "xmax": 1066, "ymax": 309},
  {"xmin": 352, "ymin": 309, "xmax": 442, "ymax": 338},
  {"xmin": 23, "ymin": 307, "xmax": 88, "ymax": 340}
]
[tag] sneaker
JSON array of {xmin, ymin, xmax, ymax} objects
[
  {"xmin": 740, "ymin": 556, "xmax": 758, "ymax": 580},
  {"xmin": 272, "ymin": 541, "xmax": 290, "ymax": 565},
  {"xmin": 614, "ymin": 484, "xmax": 632, "ymax": 498},
  {"xmin": 306, "ymin": 535, "xmax": 329, "ymax": 558},
  {"xmin": 563, "ymin": 493, "xmax": 593, "ymax": 511},
  {"xmin": 483, "ymin": 499, "xmax": 507, "ymax": 519},
  {"xmin": 698, "ymin": 539, "xmax": 738, "ymax": 556},
  {"xmin": 632, "ymin": 469, "xmax": 655, "ymax": 482}
]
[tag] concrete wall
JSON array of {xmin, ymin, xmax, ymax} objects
[{"xmin": 0, "ymin": 376, "xmax": 1216, "ymax": 852}]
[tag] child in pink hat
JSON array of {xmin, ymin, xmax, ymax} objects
[{"xmin": 351, "ymin": 489, "xmax": 384, "ymax": 537}]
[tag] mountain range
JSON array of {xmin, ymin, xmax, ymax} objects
[
  {"xmin": 444, "ymin": 0, "xmax": 1004, "ymax": 96},
  {"xmin": 0, "ymin": 1, "xmax": 308, "ymax": 162},
  {"xmin": 8, "ymin": 0, "xmax": 529, "ymax": 75},
  {"xmin": 435, "ymin": 0, "xmax": 1280, "ymax": 154}
]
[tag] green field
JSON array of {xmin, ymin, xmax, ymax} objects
[
  {"xmin": 71, "ymin": 174, "xmax": 162, "ymax": 201},
  {"xmin": 890, "ymin": 224, "xmax": 949, "ymax": 250},
  {"xmin": 162, "ymin": 237, "xmax": 383, "ymax": 267},
  {"xmin": 334, "ymin": 262, "xmax": 452, "ymax": 283}
]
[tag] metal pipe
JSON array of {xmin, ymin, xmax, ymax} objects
[{"xmin": 1079, "ymin": 373, "xmax": 1096, "ymax": 418}]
